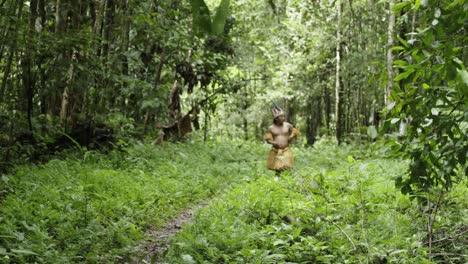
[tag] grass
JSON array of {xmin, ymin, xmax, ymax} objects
[
  {"xmin": 163, "ymin": 140, "xmax": 468, "ymax": 263},
  {"xmin": 0, "ymin": 139, "xmax": 268, "ymax": 263},
  {"xmin": 1, "ymin": 138, "xmax": 466, "ymax": 263}
]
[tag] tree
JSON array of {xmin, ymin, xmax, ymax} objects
[{"xmin": 385, "ymin": 1, "xmax": 467, "ymax": 259}]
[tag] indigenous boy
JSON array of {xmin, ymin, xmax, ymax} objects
[{"xmin": 264, "ymin": 106, "xmax": 300, "ymax": 172}]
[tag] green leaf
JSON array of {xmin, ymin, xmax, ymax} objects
[
  {"xmin": 457, "ymin": 68, "xmax": 468, "ymax": 86},
  {"xmin": 394, "ymin": 69, "xmax": 414, "ymax": 81},
  {"xmin": 397, "ymin": 36, "xmax": 409, "ymax": 48},
  {"xmin": 414, "ymin": 0, "xmax": 421, "ymax": 10},
  {"xmin": 392, "ymin": 1, "xmax": 410, "ymax": 13},
  {"xmin": 391, "ymin": 118, "xmax": 400, "ymax": 124},
  {"xmin": 456, "ymin": 68, "xmax": 468, "ymax": 98},
  {"xmin": 367, "ymin": 125, "xmax": 378, "ymax": 139},
  {"xmin": 453, "ymin": 58, "xmax": 464, "ymax": 66},
  {"xmin": 392, "ymin": 46, "xmax": 406, "ymax": 51},
  {"xmin": 394, "ymin": 60, "xmax": 409, "ymax": 67},
  {"xmin": 265, "ymin": 254, "xmax": 287, "ymax": 260},
  {"xmin": 1, "ymin": 175, "xmax": 9, "ymax": 183},
  {"xmin": 387, "ymin": 101, "xmax": 397, "ymax": 111},
  {"xmin": 446, "ymin": 0, "xmax": 464, "ymax": 10},
  {"xmin": 211, "ymin": 0, "xmax": 230, "ymax": 36},
  {"xmin": 10, "ymin": 249, "xmax": 38, "ymax": 255},
  {"xmin": 273, "ymin": 239, "xmax": 287, "ymax": 246},
  {"xmin": 190, "ymin": 0, "xmax": 212, "ymax": 36}
]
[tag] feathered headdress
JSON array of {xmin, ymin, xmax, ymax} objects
[{"xmin": 271, "ymin": 101, "xmax": 285, "ymax": 118}]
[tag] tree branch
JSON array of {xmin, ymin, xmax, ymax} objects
[{"xmin": 424, "ymin": 225, "xmax": 468, "ymax": 245}]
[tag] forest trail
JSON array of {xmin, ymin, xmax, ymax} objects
[{"xmin": 132, "ymin": 202, "xmax": 209, "ymax": 263}]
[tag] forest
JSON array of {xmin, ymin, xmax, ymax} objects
[{"xmin": 0, "ymin": 0, "xmax": 467, "ymax": 263}]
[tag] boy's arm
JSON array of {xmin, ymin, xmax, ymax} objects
[
  {"xmin": 264, "ymin": 128, "xmax": 279, "ymax": 148},
  {"xmin": 288, "ymin": 124, "xmax": 300, "ymax": 141}
]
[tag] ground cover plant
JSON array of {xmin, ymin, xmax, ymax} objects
[
  {"xmin": 0, "ymin": 139, "xmax": 266, "ymax": 263},
  {"xmin": 164, "ymin": 140, "xmax": 468, "ymax": 263},
  {"xmin": 1, "ymin": 0, "xmax": 466, "ymax": 263}
]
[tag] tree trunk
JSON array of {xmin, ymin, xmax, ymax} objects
[
  {"xmin": 192, "ymin": 105, "xmax": 201, "ymax": 130},
  {"xmin": 58, "ymin": 1, "xmax": 83, "ymax": 128},
  {"xmin": 306, "ymin": 95, "xmax": 322, "ymax": 146},
  {"xmin": 20, "ymin": 0, "xmax": 38, "ymax": 132},
  {"xmin": 0, "ymin": 0, "xmax": 19, "ymax": 64},
  {"xmin": 119, "ymin": 0, "xmax": 130, "ymax": 112},
  {"xmin": 102, "ymin": 0, "xmax": 115, "ymax": 57},
  {"xmin": 0, "ymin": 0, "xmax": 23, "ymax": 102},
  {"xmin": 93, "ymin": 0, "xmax": 105, "ymax": 57},
  {"xmin": 37, "ymin": 0, "xmax": 47, "ymax": 115},
  {"xmin": 385, "ymin": 0, "xmax": 395, "ymax": 105},
  {"xmin": 335, "ymin": 0, "xmax": 343, "ymax": 144},
  {"xmin": 52, "ymin": 0, "xmax": 69, "ymax": 117},
  {"xmin": 285, "ymin": 99, "xmax": 296, "ymax": 126},
  {"xmin": 142, "ymin": 48, "xmax": 167, "ymax": 134}
]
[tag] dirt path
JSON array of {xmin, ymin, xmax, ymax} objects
[{"xmin": 131, "ymin": 202, "xmax": 208, "ymax": 264}]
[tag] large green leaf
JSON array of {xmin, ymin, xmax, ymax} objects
[
  {"xmin": 456, "ymin": 68, "xmax": 468, "ymax": 98},
  {"xmin": 190, "ymin": 0, "xmax": 212, "ymax": 36},
  {"xmin": 211, "ymin": 0, "xmax": 230, "ymax": 36},
  {"xmin": 367, "ymin": 125, "xmax": 378, "ymax": 139},
  {"xmin": 392, "ymin": 1, "xmax": 410, "ymax": 13}
]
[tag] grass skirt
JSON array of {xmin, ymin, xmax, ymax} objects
[{"xmin": 266, "ymin": 147, "xmax": 294, "ymax": 171}]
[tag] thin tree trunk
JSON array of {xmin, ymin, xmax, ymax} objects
[
  {"xmin": 324, "ymin": 85, "xmax": 331, "ymax": 134},
  {"xmin": 37, "ymin": 0, "xmax": 47, "ymax": 115},
  {"xmin": 306, "ymin": 95, "xmax": 322, "ymax": 146},
  {"xmin": 60, "ymin": 51, "xmax": 78, "ymax": 125},
  {"xmin": 51, "ymin": 0, "xmax": 69, "ymax": 117},
  {"xmin": 203, "ymin": 108, "xmax": 209, "ymax": 142},
  {"xmin": 0, "ymin": 45, "xmax": 16, "ymax": 102},
  {"xmin": 57, "ymin": 0, "xmax": 68, "ymax": 123},
  {"xmin": 286, "ymin": 99, "xmax": 296, "ymax": 126},
  {"xmin": 142, "ymin": 49, "xmax": 166, "ymax": 135},
  {"xmin": 385, "ymin": 0, "xmax": 395, "ymax": 105},
  {"xmin": 335, "ymin": 0, "xmax": 343, "ymax": 144},
  {"xmin": 102, "ymin": 0, "xmax": 114, "ymax": 57},
  {"xmin": 55, "ymin": 0, "xmax": 65, "ymax": 33},
  {"xmin": 20, "ymin": 0, "xmax": 38, "ymax": 133},
  {"xmin": 0, "ymin": 0, "xmax": 23, "ymax": 101},
  {"xmin": 0, "ymin": 1, "xmax": 15, "ymax": 64},
  {"xmin": 93, "ymin": 0, "xmax": 105, "ymax": 56},
  {"xmin": 58, "ymin": 1, "xmax": 82, "ymax": 128},
  {"xmin": 120, "ymin": 0, "xmax": 130, "ymax": 112}
]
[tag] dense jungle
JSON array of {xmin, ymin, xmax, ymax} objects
[{"xmin": 0, "ymin": 0, "xmax": 467, "ymax": 263}]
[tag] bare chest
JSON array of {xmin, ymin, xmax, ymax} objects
[{"xmin": 270, "ymin": 125, "xmax": 290, "ymax": 136}]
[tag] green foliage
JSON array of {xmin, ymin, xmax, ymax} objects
[
  {"xmin": 385, "ymin": 0, "xmax": 467, "ymax": 197},
  {"xmin": 211, "ymin": 0, "xmax": 231, "ymax": 36},
  {"xmin": 190, "ymin": 0, "xmax": 231, "ymax": 36},
  {"xmin": 164, "ymin": 140, "xmax": 467, "ymax": 263},
  {"xmin": 0, "ymin": 139, "xmax": 264, "ymax": 263},
  {"xmin": 190, "ymin": 0, "xmax": 213, "ymax": 36}
]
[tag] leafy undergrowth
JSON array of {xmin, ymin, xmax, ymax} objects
[
  {"xmin": 163, "ymin": 140, "xmax": 468, "ymax": 263},
  {"xmin": 0, "ymin": 139, "xmax": 268, "ymax": 263}
]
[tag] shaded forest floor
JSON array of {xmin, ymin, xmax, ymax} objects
[{"xmin": 0, "ymin": 138, "xmax": 467, "ymax": 263}]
